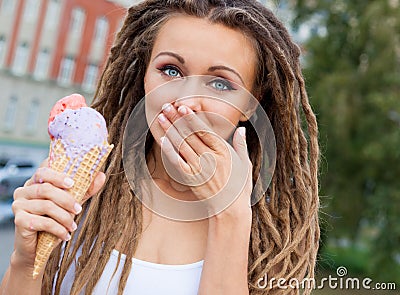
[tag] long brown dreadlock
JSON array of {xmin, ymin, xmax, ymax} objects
[{"xmin": 42, "ymin": 1, "xmax": 320, "ymax": 294}]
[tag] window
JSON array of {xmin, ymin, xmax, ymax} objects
[
  {"xmin": 82, "ymin": 64, "xmax": 99, "ymax": 92},
  {"xmin": 33, "ymin": 49, "xmax": 50, "ymax": 80},
  {"xmin": 12, "ymin": 42, "xmax": 29, "ymax": 75},
  {"xmin": 23, "ymin": 0, "xmax": 40, "ymax": 22},
  {"xmin": 58, "ymin": 56, "xmax": 75, "ymax": 85},
  {"xmin": 25, "ymin": 100, "xmax": 40, "ymax": 133},
  {"xmin": 44, "ymin": 0, "xmax": 61, "ymax": 28},
  {"xmin": 70, "ymin": 7, "xmax": 86, "ymax": 33},
  {"xmin": 94, "ymin": 16, "xmax": 109, "ymax": 43},
  {"xmin": 4, "ymin": 96, "xmax": 18, "ymax": 131},
  {"xmin": 0, "ymin": 0, "xmax": 16, "ymax": 15},
  {"xmin": 0, "ymin": 36, "xmax": 6, "ymax": 67}
]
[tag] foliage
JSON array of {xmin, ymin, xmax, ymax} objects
[{"xmin": 289, "ymin": 0, "xmax": 400, "ymax": 282}]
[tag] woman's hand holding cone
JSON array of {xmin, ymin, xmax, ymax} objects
[{"xmin": 11, "ymin": 159, "xmax": 106, "ymax": 278}]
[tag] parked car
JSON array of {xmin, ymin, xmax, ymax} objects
[
  {"xmin": 0, "ymin": 157, "xmax": 38, "ymax": 200},
  {"xmin": 0, "ymin": 157, "xmax": 38, "ymax": 224},
  {"xmin": 0, "ymin": 196, "xmax": 13, "ymax": 224}
]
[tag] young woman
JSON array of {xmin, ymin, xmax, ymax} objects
[{"xmin": 1, "ymin": 1, "xmax": 320, "ymax": 294}]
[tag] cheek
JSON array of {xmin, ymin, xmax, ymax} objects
[
  {"xmin": 145, "ymin": 69, "xmax": 179, "ymax": 110},
  {"xmin": 144, "ymin": 71, "xmax": 174, "ymax": 136},
  {"xmin": 205, "ymin": 104, "xmax": 242, "ymax": 140},
  {"xmin": 144, "ymin": 74, "xmax": 163, "ymax": 144},
  {"xmin": 145, "ymin": 95, "xmax": 167, "ymax": 146},
  {"xmin": 148, "ymin": 121, "xmax": 163, "ymax": 146},
  {"xmin": 208, "ymin": 103, "xmax": 242, "ymax": 125},
  {"xmin": 144, "ymin": 69, "xmax": 159, "ymax": 95}
]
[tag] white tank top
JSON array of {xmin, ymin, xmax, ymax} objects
[{"xmin": 55, "ymin": 249, "xmax": 204, "ymax": 294}]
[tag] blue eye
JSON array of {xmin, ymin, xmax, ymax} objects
[
  {"xmin": 159, "ymin": 65, "xmax": 182, "ymax": 78},
  {"xmin": 209, "ymin": 79, "xmax": 235, "ymax": 91}
]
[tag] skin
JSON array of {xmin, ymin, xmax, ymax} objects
[{"xmin": 0, "ymin": 15, "xmax": 257, "ymax": 295}]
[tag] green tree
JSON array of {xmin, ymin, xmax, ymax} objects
[{"xmin": 290, "ymin": 0, "xmax": 400, "ymax": 281}]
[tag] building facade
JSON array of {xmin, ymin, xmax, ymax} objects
[
  {"xmin": 0, "ymin": 0, "xmax": 135, "ymax": 162},
  {"xmin": 0, "ymin": 0, "xmax": 278, "ymax": 162}
]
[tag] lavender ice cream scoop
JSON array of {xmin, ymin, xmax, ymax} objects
[{"xmin": 48, "ymin": 107, "xmax": 110, "ymax": 175}]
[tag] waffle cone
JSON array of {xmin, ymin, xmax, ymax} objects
[{"xmin": 32, "ymin": 139, "xmax": 113, "ymax": 279}]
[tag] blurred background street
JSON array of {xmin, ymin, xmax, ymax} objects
[
  {"xmin": 0, "ymin": 221, "xmax": 14, "ymax": 279},
  {"xmin": 0, "ymin": 0, "xmax": 399, "ymax": 294}
]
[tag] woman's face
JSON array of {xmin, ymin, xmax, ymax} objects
[{"xmin": 144, "ymin": 15, "xmax": 257, "ymax": 144}]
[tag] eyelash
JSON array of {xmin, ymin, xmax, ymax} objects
[
  {"xmin": 158, "ymin": 65, "xmax": 183, "ymax": 78},
  {"xmin": 208, "ymin": 78, "xmax": 236, "ymax": 92},
  {"xmin": 157, "ymin": 65, "xmax": 236, "ymax": 92}
]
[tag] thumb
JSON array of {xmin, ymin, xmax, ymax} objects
[
  {"xmin": 83, "ymin": 172, "xmax": 106, "ymax": 203},
  {"xmin": 232, "ymin": 127, "xmax": 248, "ymax": 161}
]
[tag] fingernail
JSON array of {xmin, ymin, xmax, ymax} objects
[
  {"xmin": 178, "ymin": 105, "xmax": 188, "ymax": 115},
  {"xmin": 71, "ymin": 222, "xmax": 77, "ymax": 231},
  {"xmin": 64, "ymin": 177, "xmax": 74, "ymax": 188},
  {"xmin": 239, "ymin": 127, "xmax": 246, "ymax": 138},
  {"xmin": 162, "ymin": 103, "xmax": 172, "ymax": 112},
  {"xmin": 158, "ymin": 113, "xmax": 167, "ymax": 123},
  {"xmin": 160, "ymin": 136, "xmax": 166, "ymax": 144},
  {"xmin": 74, "ymin": 203, "xmax": 82, "ymax": 214},
  {"xmin": 65, "ymin": 233, "xmax": 71, "ymax": 241}
]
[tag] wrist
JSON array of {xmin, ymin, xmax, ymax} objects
[
  {"xmin": 10, "ymin": 251, "xmax": 37, "ymax": 280},
  {"xmin": 210, "ymin": 206, "xmax": 252, "ymax": 231},
  {"xmin": 4, "ymin": 254, "xmax": 43, "ymax": 295}
]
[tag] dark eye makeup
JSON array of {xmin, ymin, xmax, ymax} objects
[
  {"xmin": 158, "ymin": 65, "xmax": 183, "ymax": 78},
  {"xmin": 157, "ymin": 64, "xmax": 237, "ymax": 92},
  {"xmin": 207, "ymin": 78, "xmax": 236, "ymax": 91}
]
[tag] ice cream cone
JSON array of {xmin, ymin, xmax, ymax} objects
[{"xmin": 32, "ymin": 140, "xmax": 113, "ymax": 279}]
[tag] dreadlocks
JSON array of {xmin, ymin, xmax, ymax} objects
[{"xmin": 43, "ymin": 1, "xmax": 320, "ymax": 294}]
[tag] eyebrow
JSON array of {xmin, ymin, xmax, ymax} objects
[
  {"xmin": 153, "ymin": 51, "xmax": 245, "ymax": 85},
  {"xmin": 208, "ymin": 65, "xmax": 245, "ymax": 85},
  {"xmin": 154, "ymin": 51, "xmax": 185, "ymax": 64}
]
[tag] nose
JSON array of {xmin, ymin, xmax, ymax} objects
[{"xmin": 173, "ymin": 96, "xmax": 203, "ymax": 113}]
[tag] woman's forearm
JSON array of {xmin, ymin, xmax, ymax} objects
[
  {"xmin": 0, "ymin": 252, "xmax": 42, "ymax": 295},
  {"xmin": 198, "ymin": 210, "xmax": 252, "ymax": 295}
]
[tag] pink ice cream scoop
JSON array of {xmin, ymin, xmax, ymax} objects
[{"xmin": 48, "ymin": 93, "xmax": 87, "ymax": 127}]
